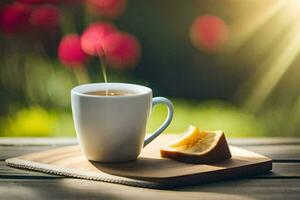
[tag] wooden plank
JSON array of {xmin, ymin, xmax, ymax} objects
[
  {"xmin": 0, "ymin": 138, "xmax": 77, "ymax": 146},
  {"xmin": 259, "ymin": 163, "xmax": 300, "ymax": 178},
  {"xmin": 230, "ymin": 138, "xmax": 300, "ymax": 146},
  {"xmin": 0, "ymin": 137, "xmax": 299, "ymax": 199},
  {"xmin": 241, "ymin": 145, "xmax": 300, "ymax": 161},
  {"xmin": 0, "ymin": 146, "xmax": 57, "ymax": 161},
  {"xmin": 1, "ymin": 144, "xmax": 299, "ymax": 161},
  {"xmin": 0, "ymin": 137, "xmax": 299, "ymax": 146},
  {"xmin": 175, "ymin": 179, "xmax": 300, "ymax": 199},
  {"xmin": 2, "ymin": 161, "xmax": 299, "ymax": 179},
  {"xmin": 0, "ymin": 178, "xmax": 299, "ymax": 200}
]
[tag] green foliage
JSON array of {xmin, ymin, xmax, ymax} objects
[
  {"xmin": 0, "ymin": 106, "xmax": 57, "ymax": 137},
  {"xmin": 0, "ymin": 100, "xmax": 268, "ymax": 137},
  {"xmin": 147, "ymin": 100, "xmax": 267, "ymax": 137}
]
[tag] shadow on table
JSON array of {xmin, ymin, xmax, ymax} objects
[{"xmin": 1, "ymin": 178, "xmax": 259, "ymax": 200}]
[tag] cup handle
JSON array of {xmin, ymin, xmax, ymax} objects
[{"xmin": 143, "ymin": 97, "xmax": 174, "ymax": 147}]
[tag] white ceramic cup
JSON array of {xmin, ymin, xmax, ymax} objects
[{"xmin": 71, "ymin": 83, "xmax": 174, "ymax": 162}]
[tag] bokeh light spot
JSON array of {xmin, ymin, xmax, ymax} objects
[
  {"xmin": 80, "ymin": 22, "xmax": 117, "ymax": 56},
  {"xmin": 190, "ymin": 15, "xmax": 229, "ymax": 53},
  {"xmin": 102, "ymin": 32, "xmax": 141, "ymax": 69},
  {"xmin": 29, "ymin": 5, "xmax": 60, "ymax": 31},
  {"xmin": 0, "ymin": 3, "xmax": 32, "ymax": 35},
  {"xmin": 58, "ymin": 34, "xmax": 88, "ymax": 67}
]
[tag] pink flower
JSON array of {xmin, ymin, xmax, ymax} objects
[
  {"xmin": 0, "ymin": 3, "xmax": 32, "ymax": 35},
  {"xmin": 102, "ymin": 32, "xmax": 141, "ymax": 69},
  {"xmin": 80, "ymin": 22, "xmax": 117, "ymax": 56},
  {"xmin": 58, "ymin": 34, "xmax": 88, "ymax": 67},
  {"xmin": 86, "ymin": 0, "xmax": 126, "ymax": 19},
  {"xmin": 29, "ymin": 5, "xmax": 60, "ymax": 31},
  {"xmin": 190, "ymin": 15, "xmax": 229, "ymax": 53}
]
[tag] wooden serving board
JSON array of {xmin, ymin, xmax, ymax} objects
[{"xmin": 5, "ymin": 135, "xmax": 272, "ymax": 189}]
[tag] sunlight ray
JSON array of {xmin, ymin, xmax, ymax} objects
[
  {"xmin": 242, "ymin": 20, "xmax": 300, "ymax": 112},
  {"xmin": 234, "ymin": 3, "xmax": 300, "ymax": 103},
  {"xmin": 226, "ymin": 0, "xmax": 285, "ymax": 54},
  {"xmin": 248, "ymin": 2, "xmax": 300, "ymax": 60}
]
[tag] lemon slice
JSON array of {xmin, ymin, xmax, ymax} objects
[{"xmin": 160, "ymin": 125, "xmax": 231, "ymax": 163}]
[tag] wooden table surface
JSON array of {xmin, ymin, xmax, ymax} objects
[{"xmin": 0, "ymin": 136, "xmax": 299, "ymax": 200}]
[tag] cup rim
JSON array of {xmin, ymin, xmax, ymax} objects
[{"xmin": 71, "ymin": 82, "xmax": 152, "ymax": 98}]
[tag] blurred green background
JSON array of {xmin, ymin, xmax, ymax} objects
[{"xmin": 1, "ymin": 0, "xmax": 300, "ymax": 137}]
